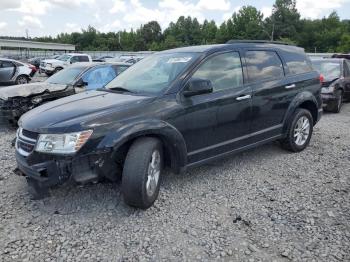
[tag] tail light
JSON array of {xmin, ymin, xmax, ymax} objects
[
  {"xmin": 319, "ymin": 74, "xmax": 324, "ymax": 83},
  {"xmin": 28, "ymin": 64, "xmax": 37, "ymax": 71}
]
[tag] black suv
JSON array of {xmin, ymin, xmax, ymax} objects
[{"xmin": 15, "ymin": 41, "xmax": 322, "ymax": 209}]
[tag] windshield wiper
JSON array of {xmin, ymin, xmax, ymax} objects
[{"xmin": 99, "ymin": 86, "xmax": 136, "ymax": 93}]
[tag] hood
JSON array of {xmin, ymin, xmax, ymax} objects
[
  {"xmin": 42, "ymin": 59, "xmax": 63, "ymax": 64},
  {"xmin": 20, "ymin": 90, "xmax": 154, "ymax": 132},
  {"xmin": 0, "ymin": 82, "xmax": 68, "ymax": 100}
]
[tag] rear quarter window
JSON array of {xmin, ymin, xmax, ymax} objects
[
  {"xmin": 283, "ymin": 51, "xmax": 313, "ymax": 75},
  {"xmin": 79, "ymin": 56, "xmax": 90, "ymax": 62},
  {"xmin": 245, "ymin": 50, "xmax": 284, "ymax": 83}
]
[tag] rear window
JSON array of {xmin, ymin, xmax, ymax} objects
[
  {"xmin": 312, "ymin": 60, "xmax": 341, "ymax": 81},
  {"xmin": 245, "ymin": 50, "xmax": 284, "ymax": 83},
  {"xmin": 284, "ymin": 51, "xmax": 313, "ymax": 75}
]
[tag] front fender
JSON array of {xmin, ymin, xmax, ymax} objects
[{"xmin": 97, "ymin": 119, "xmax": 188, "ymax": 173}]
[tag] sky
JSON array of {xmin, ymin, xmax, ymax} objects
[{"xmin": 0, "ymin": 0, "xmax": 350, "ymax": 37}]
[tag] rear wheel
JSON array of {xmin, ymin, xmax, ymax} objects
[
  {"xmin": 16, "ymin": 75, "xmax": 28, "ymax": 85},
  {"xmin": 280, "ymin": 108, "xmax": 313, "ymax": 152},
  {"xmin": 122, "ymin": 137, "xmax": 163, "ymax": 209},
  {"xmin": 326, "ymin": 90, "xmax": 343, "ymax": 113}
]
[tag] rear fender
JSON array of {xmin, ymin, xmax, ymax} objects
[{"xmin": 282, "ymin": 91, "xmax": 319, "ymax": 133}]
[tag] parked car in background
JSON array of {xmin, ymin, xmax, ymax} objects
[
  {"xmin": 14, "ymin": 41, "xmax": 322, "ymax": 208},
  {"xmin": 28, "ymin": 57, "xmax": 45, "ymax": 69},
  {"xmin": 312, "ymin": 58, "xmax": 350, "ymax": 113},
  {"xmin": 40, "ymin": 53, "xmax": 92, "ymax": 76},
  {"xmin": 331, "ymin": 53, "xmax": 350, "ymax": 60},
  {"xmin": 0, "ymin": 58, "xmax": 36, "ymax": 85},
  {"xmin": 0, "ymin": 62, "xmax": 130, "ymax": 124},
  {"xmin": 92, "ymin": 55, "xmax": 114, "ymax": 62},
  {"xmin": 107, "ymin": 55, "xmax": 144, "ymax": 64}
]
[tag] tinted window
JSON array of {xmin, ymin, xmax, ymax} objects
[
  {"xmin": 1, "ymin": 61, "xmax": 15, "ymax": 68},
  {"xmin": 246, "ymin": 51, "xmax": 284, "ymax": 82},
  {"xmin": 82, "ymin": 65, "xmax": 117, "ymax": 90},
  {"xmin": 70, "ymin": 56, "xmax": 80, "ymax": 63},
  {"xmin": 79, "ymin": 56, "xmax": 89, "ymax": 62},
  {"xmin": 343, "ymin": 61, "xmax": 350, "ymax": 77},
  {"xmin": 191, "ymin": 52, "xmax": 243, "ymax": 92},
  {"xmin": 284, "ymin": 51, "xmax": 313, "ymax": 75}
]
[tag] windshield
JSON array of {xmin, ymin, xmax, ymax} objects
[
  {"xmin": 105, "ymin": 52, "xmax": 199, "ymax": 94},
  {"xmin": 57, "ymin": 54, "xmax": 72, "ymax": 62},
  {"xmin": 312, "ymin": 60, "xmax": 341, "ymax": 81},
  {"xmin": 46, "ymin": 67, "xmax": 86, "ymax": 85}
]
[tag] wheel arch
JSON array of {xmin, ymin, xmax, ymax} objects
[
  {"xmin": 283, "ymin": 92, "xmax": 319, "ymax": 133},
  {"xmin": 97, "ymin": 120, "xmax": 188, "ymax": 174}
]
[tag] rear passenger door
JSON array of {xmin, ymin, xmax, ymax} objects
[
  {"xmin": 343, "ymin": 60, "xmax": 350, "ymax": 97},
  {"xmin": 243, "ymin": 49, "xmax": 288, "ymax": 140}
]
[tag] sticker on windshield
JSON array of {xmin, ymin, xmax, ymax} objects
[{"xmin": 167, "ymin": 57, "xmax": 192, "ymax": 63}]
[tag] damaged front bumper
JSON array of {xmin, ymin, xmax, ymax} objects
[{"xmin": 15, "ymin": 146, "xmax": 120, "ymax": 188}]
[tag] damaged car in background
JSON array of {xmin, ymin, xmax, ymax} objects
[
  {"xmin": 0, "ymin": 62, "xmax": 130, "ymax": 125},
  {"xmin": 0, "ymin": 58, "xmax": 37, "ymax": 85}
]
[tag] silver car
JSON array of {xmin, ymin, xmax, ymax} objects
[{"xmin": 0, "ymin": 58, "xmax": 36, "ymax": 85}]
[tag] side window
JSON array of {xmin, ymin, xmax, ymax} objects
[
  {"xmin": 191, "ymin": 52, "xmax": 243, "ymax": 92},
  {"xmin": 112, "ymin": 65, "xmax": 129, "ymax": 75},
  {"xmin": 70, "ymin": 56, "xmax": 79, "ymax": 63},
  {"xmin": 79, "ymin": 56, "xmax": 89, "ymax": 62},
  {"xmin": 245, "ymin": 50, "xmax": 284, "ymax": 83},
  {"xmin": 343, "ymin": 61, "xmax": 350, "ymax": 77},
  {"xmin": 283, "ymin": 51, "xmax": 313, "ymax": 75},
  {"xmin": 1, "ymin": 61, "xmax": 15, "ymax": 68},
  {"xmin": 82, "ymin": 66, "xmax": 117, "ymax": 90}
]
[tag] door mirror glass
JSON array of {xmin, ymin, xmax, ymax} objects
[{"xmin": 183, "ymin": 78, "xmax": 213, "ymax": 97}]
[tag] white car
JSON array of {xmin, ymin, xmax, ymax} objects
[
  {"xmin": 39, "ymin": 53, "xmax": 92, "ymax": 76},
  {"xmin": 0, "ymin": 58, "xmax": 36, "ymax": 85}
]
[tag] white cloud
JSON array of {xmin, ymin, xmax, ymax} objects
[
  {"xmin": 297, "ymin": 0, "xmax": 350, "ymax": 19},
  {"xmin": 18, "ymin": 15, "xmax": 43, "ymax": 28},
  {"xmin": 15, "ymin": 0, "xmax": 51, "ymax": 15},
  {"xmin": 0, "ymin": 0, "xmax": 21, "ymax": 10},
  {"xmin": 50, "ymin": 0, "xmax": 95, "ymax": 9},
  {"xmin": 64, "ymin": 23, "xmax": 80, "ymax": 33},
  {"xmin": 110, "ymin": 0, "xmax": 126, "ymax": 13},
  {"xmin": 261, "ymin": 6, "xmax": 272, "ymax": 18},
  {"xmin": 197, "ymin": 0, "xmax": 230, "ymax": 11},
  {"xmin": 0, "ymin": 22, "xmax": 8, "ymax": 29}
]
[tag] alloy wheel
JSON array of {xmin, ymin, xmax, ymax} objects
[{"xmin": 294, "ymin": 116, "xmax": 310, "ymax": 146}]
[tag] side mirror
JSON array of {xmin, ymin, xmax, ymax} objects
[
  {"xmin": 75, "ymin": 79, "xmax": 88, "ymax": 88},
  {"xmin": 183, "ymin": 78, "xmax": 213, "ymax": 97}
]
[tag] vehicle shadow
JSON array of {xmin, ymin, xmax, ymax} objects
[{"xmin": 31, "ymin": 140, "xmax": 290, "ymax": 218}]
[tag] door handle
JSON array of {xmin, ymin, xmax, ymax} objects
[
  {"xmin": 236, "ymin": 94, "xmax": 251, "ymax": 101},
  {"xmin": 285, "ymin": 84, "xmax": 296, "ymax": 89}
]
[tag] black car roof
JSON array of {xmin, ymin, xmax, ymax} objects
[{"xmin": 161, "ymin": 41, "xmax": 304, "ymax": 55}]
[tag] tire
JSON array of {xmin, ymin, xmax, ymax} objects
[
  {"xmin": 53, "ymin": 67, "xmax": 63, "ymax": 74},
  {"xmin": 122, "ymin": 137, "xmax": 163, "ymax": 209},
  {"xmin": 280, "ymin": 108, "xmax": 313, "ymax": 152},
  {"xmin": 15, "ymin": 75, "xmax": 29, "ymax": 85},
  {"xmin": 326, "ymin": 90, "xmax": 343, "ymax": 113},
  {"xmin": 26, "ymin": 178, "xmax": 49, "ymax": 200}
]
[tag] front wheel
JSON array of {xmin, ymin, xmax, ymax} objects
[
  {"xmin": 122, "ymin": 137, "xmax": 163, "ymax": 209},
  {"xmin": 280, "ymin": 108, "xmax": 313, "ymax": 152}
]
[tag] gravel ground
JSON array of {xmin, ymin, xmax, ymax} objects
[{"xmin": 0, "ymin": 104, "xmax": 349, "ymax": 262}]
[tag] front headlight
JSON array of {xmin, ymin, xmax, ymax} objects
[{"xmin": 35, "ymin": 130, "xmax": 93, "ymax": 154}]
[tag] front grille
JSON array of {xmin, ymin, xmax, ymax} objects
[
  {"xmin": 16, "ymin": 128, "xmax": 37, "ymax": 156},
  {"xmin": 22, "ymin": 129, "xmax": 39, "ymax": 140},
  {"xmin": 0, "ymin": 98, "xmax": 31, "ymax": 111}
]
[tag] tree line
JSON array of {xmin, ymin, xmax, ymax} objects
[{"xmin": 2, "ymin": 0, "xmax": 350, "ymax": 53}]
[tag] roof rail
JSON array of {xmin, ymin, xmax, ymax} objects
[{"xmin": 226, "ymin": 40, "xmax": 292, "ymax": 45}]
